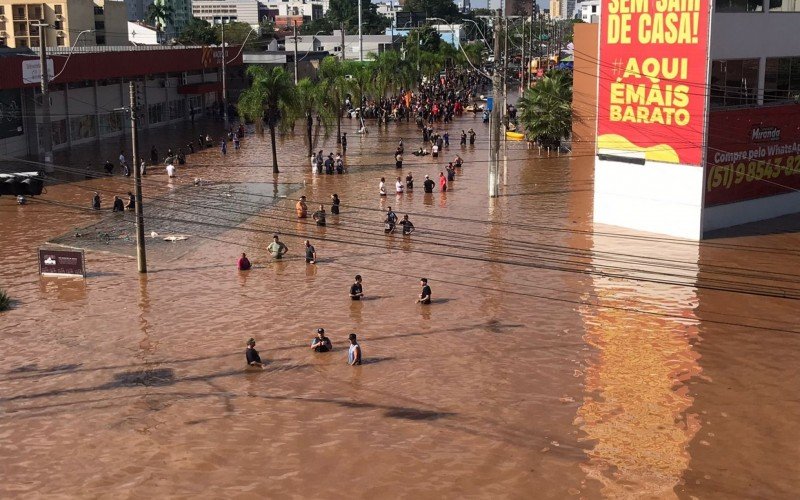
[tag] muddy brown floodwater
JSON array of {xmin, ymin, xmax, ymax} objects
[{"xmin": 1, "ymin": 114, "xmax": 799, "ymax": 498}]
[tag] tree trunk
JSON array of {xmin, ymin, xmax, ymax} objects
[
  {"xmin": 306, "ymin": 112, "xmax": 313, "ymax": 157},
  {"xmin": 336, "ymin": 112, "xmax": 341, "ymax": 145},
  {"xmin": 269, "ymin": 125, "xmax": 279, "ymax": 173}
]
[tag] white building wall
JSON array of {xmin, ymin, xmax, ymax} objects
[
  {"xmin": 594, "ymin": 158, "xmax": 704, "ymax": 239},
  {"xmin": 710, "ymin": 11, "xmax": 800, "ymax": 60},
  {"xmin": 128, "ymin": 22, "xmax": 159, "ymax": 45}
]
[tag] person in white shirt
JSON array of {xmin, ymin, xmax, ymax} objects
[
  {"xmin": 166, "ymin": 163, "xmax": 176, "ymax": 178},
  {"xmin": 379, "ymin": 177, "xmax": 387, "ymax": 196},
  {"xmin": 432, "ymin": 144, "xmax": 439, "ymax": 158},
  {"xmin": 395, "ymin": 176, "xmax": 404, "ymax": 194}
]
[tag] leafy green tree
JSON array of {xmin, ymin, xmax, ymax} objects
[
  {"xmin": 178, "ymin": 17, "xmax": 216, "ymax": 45},
  {"xmin": 237, "ymin": 66, "xmax": 297, "ymax": 173},
  {"xmin": 215, "ymin": 21, "xmax": 260, "ymax": 51},
  {"xmin": 299, "ymin": 17, "xmax": 334, "ymax": 36},
  {"xmin": 517, "ymin": 70, "xmax": 573, "ymax": 148},
  {"xmin": 372, "ymin": 50, "xmax": 415, "ymax": 96},
  {"xmin": 327, "ymin": 0, "xmax": 389, "ymax": 35},
  {"xmin": 402, "ymin": 0, "xmax": 461, "ymax": 22},
  {"xmin": 407, "ymin": 26, "xmax": 441, "ymax": 53},
  {"xmin": 458, "ymin": 41, "xmax": 486, "ymax": 69}
]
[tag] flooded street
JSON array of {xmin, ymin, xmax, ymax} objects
[{"xmin": 1, "ymin": 114, "xmax": 799, "ymax": 498}]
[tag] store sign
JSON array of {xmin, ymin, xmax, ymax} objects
[
  {"xmin": 22, "ymin": 59, "xmax": 55, "ymax": 84},
  {"xmin": 704, "ymin": 106, "xmax": 800, "ymax": 207},
  {"xmin": 38, "ymin": 248, "xmax": 86, "ymax": 278},
  {"xmin": 597, "ymin": 0, "xmax": 710, "ymax": 165}
]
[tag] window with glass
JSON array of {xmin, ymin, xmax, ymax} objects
[
  {"xmin": 54, "ymin": 5, "xmax": 62, "ymax": 14},
  {"xmin": 710, "ymin": 59, "xmax": 760, "ymax": 108},
  {"xmin": 716, "ymin": 0, "xmax": 764, "ymax": 12},
  {"xmin": 149, "ymin": 103, "xmax": 164, "ymax": 124},
  {"xmin": 770, "ymin": 0, "xmax": 800, "ymax": 11},
  {"xmin": 764, "ymin": 57, "xmax": 800, "ymax": 102}
]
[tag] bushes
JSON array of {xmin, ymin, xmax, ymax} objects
[{"xmin": 0, "ymin": 289, "xmax": 9, "ymax": 311}]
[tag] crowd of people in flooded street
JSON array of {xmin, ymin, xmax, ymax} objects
[{"xmin": 241, "ymin": 70, "xmax": 487, "ymax": 369}]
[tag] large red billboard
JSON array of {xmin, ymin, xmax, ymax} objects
[
  {"xmin": 704, "ymin": 105, "xmax": 800, "ymax": 207},
  {"xmin": 597, "ymin": 0, "xmax": 710, "ymax": 165}
]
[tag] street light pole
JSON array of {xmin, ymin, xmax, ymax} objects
[
  {"xmin": 33, "ymin": 23, "xmax": 52, "ymax": 167},
  {"xmin": 358, "ymin": 0, "xmax": 363, "ymax": 61},
  {"xmin": 293, "ymin": 20, "xmax": 299, "ymax": 84},
  {"xmin": 221, "ymin": 22, "xmax": 228, "ymax": 127},
  {"xmin": 489, "ymin": 8, "xmax": 502, "ymax": 198}
]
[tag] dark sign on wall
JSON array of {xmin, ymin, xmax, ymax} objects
[
  {"xmin": 38, "ymin": 248, "xmax": 86, "ymax": 278},
  {"xmin": 704, "ymin": 104, "xmax": 800, "ymax": 207},
  {"xmin": 0, "ymin": 89, "xmax": 24, "ymax": 140}
]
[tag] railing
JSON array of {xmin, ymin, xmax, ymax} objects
[{"xmin": 30, "ymin": 45, "xmax": 213, "ymax": 55}]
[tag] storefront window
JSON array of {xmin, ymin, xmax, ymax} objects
[
  {"xmin": 716, "ymin": 0, "xmax": 764, "ymax": 11},
  {"xmin": 769, "ymin": 0, "xmax": 800, "ymax": 11},
  {"xmin": 148, "ymin": 103, "xmax": 164, "ymax": 124},
  {"xmin": 710, "ymin": 59, "xmax": 760, "ymax": 108},
  {"xmin": 764, "ymin": 57, "xmax": 800, "ymax": 102}
]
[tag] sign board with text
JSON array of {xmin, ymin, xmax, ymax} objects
[
  {"xmin": 704, "ymin": 105, "xmax": 800, "ymax": 207},
  {"xmin": 22, "ymin": 59, "xmax": 55, "ymax": 85},
  {"xmin": 38, "ymin": 248, "xmax": 86, "ymax": 278},
  {"xmin": 597, "ymin": 0, "xmax": 710, "ymax": 165}
]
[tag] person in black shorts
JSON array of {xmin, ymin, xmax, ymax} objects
[
  {"xmin": 246, "ymin": 338, "xmax": 265, "ymax": 368},
  {"xmin": 416, "ymin": 278, "xmax": 432, "ymax": 304},
  {"xmin": 350, "ymin": 275, "xmax": 364, "ymax": 300}
]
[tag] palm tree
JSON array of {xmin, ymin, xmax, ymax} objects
[
  {"xmin": 373, "ymin": 51, "xmax": 415, "ymax": 97},
  {"xmin": 318, "ymin": 56, "xmax": 351, "ymax": 144},
  {"xmin": 517, "ymin": 71, "xmax": 573, "ymax": 148},
  {"xmin": 292, "ymin": 78, "xmax": 334, "ymax": 156},
  {"xmin": 145, "ymin": 1, "xmax": 175, "ymax": 43},
  {"xmin": 237, "ymin": 66, "xmax": 297, "ymax": 173}
]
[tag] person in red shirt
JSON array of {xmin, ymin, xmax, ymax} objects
[
  {"xmin": 237, "ymin": 252, "xmax": 252, "ymax": 271},
  {"xmin": 439, "ymin": 172, "xmax": 448, "ymax": 192}
]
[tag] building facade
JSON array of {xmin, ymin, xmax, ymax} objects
[
  {"xmin": 0, "ymin": 45, "xmax": 242, "ymax": 158},
  {"xmin": 192, "ymin": 0, "xmax": 260, "ymax": 28},
  {"xmin": 594, "ymin": 0, "xmax": 800, "ymax": 238},
  {"xmin": 576, "ymin": 0, "xmax": 599, "ymax": 23},
  {"xmin": 0, "ymin": 0, "xmax": 127, "ymax": 48}
]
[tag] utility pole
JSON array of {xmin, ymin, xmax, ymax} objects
[
  {"xmin": 489, "ymin": 8, "xmax": 502, "ymax": 198},
  {"xmin": 34, "ymin": 23, "xmax": 53, "ymax": 168},
  {"xmin": 520, "ymin": 17, "xmax": 526, "ymax": 93},
  {"xmin": 221, "ymin": 22, "xmax": 228, "ymax": 127},
  {"xmin": 128, "ymin": 81, "xmax": 148, "ymax": 274},
  {"xmin": 293, "ymin": 20, "xmax": 299, "ymax": 84},
  {"xmin": 341, "ymin": 23, "xmax": 346, "ymax": 61},
  {"xmin": 502, "ymin": 16, "xmax": 509, "ymax": 186},
  {"xmin": 358, "ymin": 0, "xmax": 363, "ymax": 61}
]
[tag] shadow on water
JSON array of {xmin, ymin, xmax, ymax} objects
[{"xmin": 703, "ymin": 212, "xmax": 800, "ymax": 239}]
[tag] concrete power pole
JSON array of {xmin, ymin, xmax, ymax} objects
[
  {"xmin": 34, "ymin": 23, "xmax": 53, "ymax": 168},
  {"xmin": 341, "ymin": 23, "xmax": 346, "ymax": 61},
  {"xmin": 489, "ymin": 8, "xmax": 502, "ymax": 198},
  {"xmin": 293, "ymin": 20, "xmax": 299, "ymax": 84},
  {"xmin": 221, "ymin": 22, "xmax": 228, "ymax": 127},
  {"xmin": 128, "ymin": 82, "xmax": 148, "ymax": 274},
  {"xmin": 358, "ymin": 0, "xmax": 363, "ymax": 61}
]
